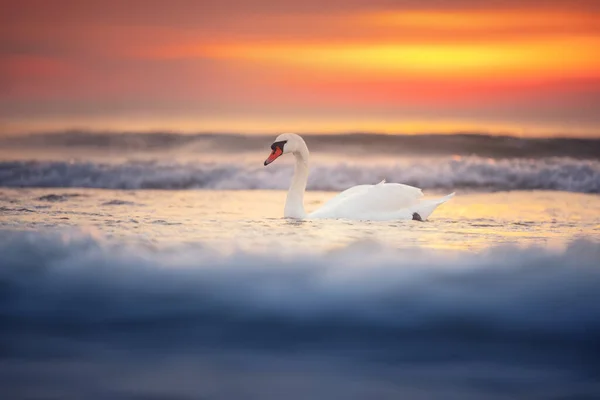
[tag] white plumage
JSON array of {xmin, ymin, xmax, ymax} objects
[{"xmin": 264, "ymin": 133, "xmax": 454, "ymax": 220}]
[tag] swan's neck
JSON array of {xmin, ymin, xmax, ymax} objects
[{"xmin": 284, "ymin": 149, "xmax": 309, "ymax": 218}]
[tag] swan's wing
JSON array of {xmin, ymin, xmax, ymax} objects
[
  {"xmin": 310, "ymin": 181, "xmax": 423, "ymax": 219},
  {"xmin": 319, "ymin": 184, "xmax": 376, "ymax": 208},
  {"xmin": 309, "ymin": 184, "xmax": 373, "ymax": 217},
  {"xmin": 343, "ymin": 182, "xmax": 424, "ymax": 215}
]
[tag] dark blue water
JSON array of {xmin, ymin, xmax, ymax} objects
[{"xmin": 1, "ymin": 229, "xmax": 599, "ymax": 399}]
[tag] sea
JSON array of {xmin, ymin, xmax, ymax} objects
[{"xmin": 1, "ymin": 131, "xmax": 599, "ymax": 399}]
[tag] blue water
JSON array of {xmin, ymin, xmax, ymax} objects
[{"xmin": 1, "ymin": 131, "xmax": 600, "ymax": 399}]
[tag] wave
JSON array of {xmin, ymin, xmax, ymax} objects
[
  {"xmin": 100, "ymin": 199, "xmax": 138, "ymax": 206},
  {"xmin": 1, "ymin": 229, "xmax": 599, "ymax": 399},
  {"xmin": 1, "ymin": 229, "xmax": 599, "ymax": 345},
  {"xmin": 36, "ymin": 193, "xmax": 84, "ymax": 202},
  {"xmin": 3, "ymin": 131, "xmax": 600, "ymax": 159},
  {"xmin": 1, "ymin": 156, "xmax": 599, "ymax": 192}
]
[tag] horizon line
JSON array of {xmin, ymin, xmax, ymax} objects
[{"xmin": 2, "ymin": 127, "xmax": 599, "ymax": 141}]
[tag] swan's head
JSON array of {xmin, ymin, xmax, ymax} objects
[{"xmin": 264, "ymin": 133, "xmax": 306, "ymax": 166}]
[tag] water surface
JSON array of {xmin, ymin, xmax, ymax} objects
[{"xmin": 1, "ymin": 132, "xmax": 599, "ymax": 399}]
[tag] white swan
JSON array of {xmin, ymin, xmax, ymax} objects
[{"xmin": 264, "ymin": 133, "xmax": 454, "ymax": 220}]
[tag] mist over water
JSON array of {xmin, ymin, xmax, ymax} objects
[{"xmin": 3, "ymin": 130, "xmax": 600, "ymax": 158}]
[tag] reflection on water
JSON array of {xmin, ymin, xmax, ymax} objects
[
  {"xmin": 1, "ymin": 188, "xmax": 599, "ymax": 251},
  {"xmin": 2, "ymin": 188, "xmax": 600, "ymax": 399},
  {"xmin": 284, "ymin": 218, "xmax": 310, "ymax": 227}
]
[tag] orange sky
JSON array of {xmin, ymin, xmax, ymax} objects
[{"xmin": 1, "ymin": 0, "xmax": 599, "ymax": 136}]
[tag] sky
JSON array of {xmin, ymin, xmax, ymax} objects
[{"xmin": 1, "ymin": 0, "xmax": 599, "ymax": 136}]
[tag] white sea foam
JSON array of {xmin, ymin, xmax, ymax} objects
[{"xmin": 1, "ymin": 156, "xmax": 599, "ymax": 192}]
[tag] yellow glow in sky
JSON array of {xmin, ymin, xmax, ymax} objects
[{"xmin": 185, "ymin": 36, "xmax": 600, "ymax": 79}]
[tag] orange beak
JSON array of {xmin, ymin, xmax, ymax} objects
[{"xmin": 264, "ymin": 147, "xmax": 283, "ymax": 166}]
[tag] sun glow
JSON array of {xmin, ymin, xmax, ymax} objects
[
  {"xmin": 175, "ymin": 35, "xmax": 598, "ymax": 80},
  {"xmin": 2, "ymin": 2, "xmax": 600, "ymax": 135}
]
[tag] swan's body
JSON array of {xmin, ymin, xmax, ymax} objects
[{"xmin": 264, "ymin": 133, "xmax": 454, "ymax": 220}]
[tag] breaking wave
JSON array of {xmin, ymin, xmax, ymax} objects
[
  {"xmin": 1, "ymin": 229, "xmax": 599, "ymax": 399},
  {"xmin": 1, "ymin": 156, "xmax": 599, "ymax": 193}
]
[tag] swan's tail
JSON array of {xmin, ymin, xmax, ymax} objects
[{"xmin": 411, "ymin": 192, "xmax": 455, "ymax": 221}]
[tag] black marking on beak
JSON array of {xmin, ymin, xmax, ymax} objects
[{"xmin": 271, "ymin": 140, "xmax": 287, "ymax": 151}]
